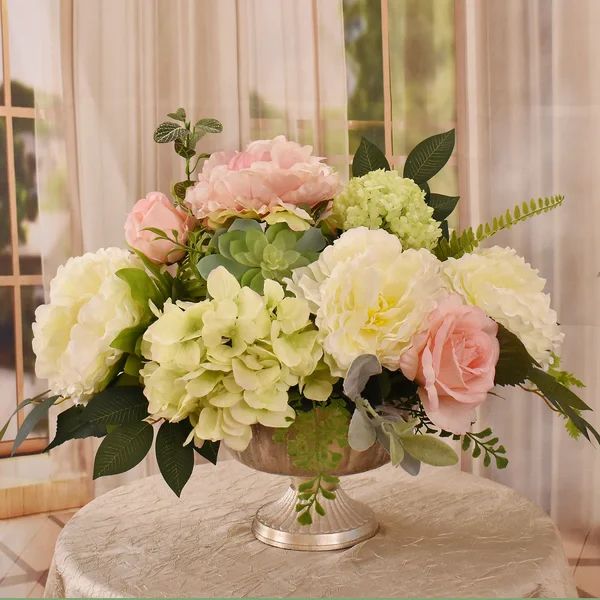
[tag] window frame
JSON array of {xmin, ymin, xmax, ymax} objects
[{"xmin": 0, "ymin": 0, "xmax": 47, "ymax": 457}]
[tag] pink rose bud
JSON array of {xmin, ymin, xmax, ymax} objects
[
  {"xmin": 399, "ymin": 294, "xmax": 500, "ymax": 434},
  {"xmin": 124, "ymin": 192, "xmax": 194, "ymax": 264}
]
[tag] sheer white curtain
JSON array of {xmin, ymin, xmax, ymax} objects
[
  {"xmin": 54, "ymin": 0, "xmax": 348, "ymax": 493},
  {"xmin": 456, "ymin": 0, "xmax": 600, "ymax": 530}
]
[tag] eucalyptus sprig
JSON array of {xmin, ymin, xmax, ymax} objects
[{"xmin": 153, "ymin": 107, "xmax": 223, "ymax": 201}]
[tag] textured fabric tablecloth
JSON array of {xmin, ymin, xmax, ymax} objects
[{"xmin": 44, "ymin": 461, "xmax": 576, "ymax": 598}]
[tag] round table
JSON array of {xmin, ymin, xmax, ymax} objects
[{"xmin": 44, "ymin": 462, "xmax": 576, "ymax": 598}]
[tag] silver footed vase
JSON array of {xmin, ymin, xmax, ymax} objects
[{"xmin": 232, "ymin": 424, "xmax": 389, "ymax": 551}]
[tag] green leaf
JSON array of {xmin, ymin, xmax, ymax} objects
[
  {"xmin": 296, "ymin": 227, "xmax": 327, "ymax": 253},
  {"xmin": 93, "ymin": 421, "xmax": 154, "ymax": 478},
  {"xmin": 193, "ymin": 440, "xmax": 220, "ymax": 465},
  {"xmin": 153, "ymin": 122, "xmax": 188, "ymax": 143},
  {"xmin": 297, "ymin": 510, "xmax": 313, "ymax": 526},
  {"xmin": 348, "ymin": 409, "xmax": 376, "ymax": 451},
  {"xmin": 197, "ymin": 253, "xmax": 249, "ymax": 281},
  {"xmin": 494, "ymin": 324, "xmax": 536, "ymax": 386},
  {"xmin": 83, "ymin": 386, "xmax": 149, "ymax": 428},
  {"xmin": 495, "ymin": 456, "xmax": 509, "ymax": 469},
  {"xmin": 173, "ymin": 180, "xmax": 195, "ymax": 201},
  {"xmin": 400, "ymin": 433, "xmax": 459, "ymax": 466},
  {"xmin": 12, "ymin": 396, "xmax": 59, "ymax": 455},
  {"xmin": 194, "ymin": 118, "xmax": 223, "ymax": 134},
  {"xmin": 351, "ymin": 137, "xmax": 390, "ymax": 177},
  {"xmin": 155, "ymin": 421, "xmax": 195, "ymax": 497},
  {"xmin": 45, "ymin": 405, "xmax": 107, "ymax": 452},
  {"xmin": 343, "ymin": 354, "xmax": 382, "ymax": 401},
  {"xmin": 123, "ymin": 354, "xmax": 142, "ymax": 377},
  {"xmin": 174, "ymin": 138, "xmax": 195, "ymax": 159},
  {"xmin": 110, "ymin": 324, "xmax": 147, "ymax": 354},
  {"xmin": 228, "ymin": 218, "xmax": 262, "ymax": 232},
  {"xmin": 314, "ymin": 501, "xmax": 325, "ymax": 517},
  {"xmin": 167, "ymin": 107, "xmax": 186, "ymax": 122},
  {"xmin": 528, "ymin": 367, "xmax": 591, "ymax": 412},
  {"xmin": 0, "ymin": 394, "xmax": 44, "ymax": 442},
  {"xmin": 427, "ymin": 193, "xmax": 460, "ymax": 221},
  {"xmin": 462, "ymin": 435, "xmax": 471, "ymax": 451},
  {"xmin": 403, "ymin": 129, "xmax": 455, "ymax": 184},
  {"xmin": 116, "ymin": 268, "xmax": 162, "ymax": 310}
]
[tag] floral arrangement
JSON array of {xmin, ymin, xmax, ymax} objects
[{"xmin": 3, "ymin": 108, "xmax": 597, "ymax": 525}]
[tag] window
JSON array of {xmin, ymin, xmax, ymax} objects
[{"xmin": 0, "ymin": 0, "xmax": 49, "ymax": 457}]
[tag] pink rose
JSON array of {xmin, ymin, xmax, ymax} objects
[
  {"xmin": 124, "ymin": 192, "xmax": 194, "ymax": 264},
  {"xmin": 185, "ymin": 135, "xmax": 341, "ymax": 226},
  {"xmin": 399, "ymin": 295, "xmax": 500, "ymax": 434}
]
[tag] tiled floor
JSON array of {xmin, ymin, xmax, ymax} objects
[{"xmin": 0, "ymin": 512, "xmax": 598, "ymax": 598}]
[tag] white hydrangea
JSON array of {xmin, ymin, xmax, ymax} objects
[
  {"xmin": 286, "ymin": 227, "xmax": 446, "ymax": 376},
  {"xmin": 32, "ymin": 248, "xmax": 145, "ymax": 402},
  {"xmin": 140, "ymin": 267, "xmax": 336, "ymax": 452},
  {"xmin": 443, "ymin": 246, "xmax": 563, "ymax": 366}
]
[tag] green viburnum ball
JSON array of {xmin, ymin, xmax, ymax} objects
[{"xmin": 332, "ymin": 169, "xmax": 441, "ymax": 250}]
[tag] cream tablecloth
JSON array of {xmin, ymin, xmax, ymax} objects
[{"xmin": 44, "ymin": 462, "xmax": 576, "ymax": 598}]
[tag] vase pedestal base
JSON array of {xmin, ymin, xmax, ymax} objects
[{"xmin": 251, "ymin": 480, "xmax": 379, "ymax": 551}]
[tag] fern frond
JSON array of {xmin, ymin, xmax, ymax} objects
[{"xmin": 435, "ymin": 194, "xmax": 564, "ymax": 260}]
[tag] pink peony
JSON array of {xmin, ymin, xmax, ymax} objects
[
  {"xmin": 124, "ymin": 192, "xmax": 194, "ymax": 264},
  {"xmin": 399, "ymin": 295, "xmax": 500, "ymax": 434},
  {"xmin": 184, "ymin": 135, "xmax": 341, "ymax": 226}
]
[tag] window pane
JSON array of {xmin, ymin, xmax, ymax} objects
[
  {"xmin": 349, "ymin": 122, "xmax": 385, "ymax": 155},
  {"xmin": 0, "ymin": 287, "xmax": 17, "ymax": 441},
  {"xmin": 21, "ymin": 285, "xmax": 47, "ymax": 438},
  {"xmin": 14, "ymin": 117, "xmax": 42, "ymax": 275},
  {"xmin": 0, "ymin": 117, "xmax": 12, "ymax": 275},
  {"xmin": 343, "ymin": 0, "xmax": 384, "ymax": 122},
  {"xmin": 389, "ymin": 0, "xmax": 456, "ymax": 156}
]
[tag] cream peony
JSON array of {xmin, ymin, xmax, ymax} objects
[
  {"xmin": 286, "ymin": 227, "xmax": 446, "ymax": 376},
  {"xmin": 443, "ymin": 246, "xmax": 563, "ymax": 366},
  {"xmin": 32, "ymin": 248, "xmax": 145, "ymax": 402},
  {"xmin": 140, "ymin": 267, "xmax": 335, "ymax": 452}
]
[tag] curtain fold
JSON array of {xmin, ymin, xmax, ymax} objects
[
  {"xmin": 456, "ymin": 0, "xmax": 600, "ymax": 530},
  {"xmin": 57, "ymin": 0, "xmax": 348, "ymax": 494}
]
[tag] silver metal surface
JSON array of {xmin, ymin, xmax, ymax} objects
[
  {"xmin": 232, "ymin": 424, "xmax": 388, "ymax": 551},
  {"xmin": 232, "ymin": 423, "xmax": 390, "ymax": 477}
]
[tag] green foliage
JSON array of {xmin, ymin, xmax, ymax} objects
[
  {"xmin": 435, "ymin": 195, "xmax": 565, "ymax": 260},
  {"xmin": 116, "ymin": 267, "xmax": 166, "ymax": 314},
  {"xmin": 175, "ymin": 229, "xmax": 215, "ymax": 301},
  {"xmin": 294, "ymin": 474, "xmax": 339, "ymax": 525},
  {"xmin": 528, "ymin": 367, "xmax": 599, "ymax": 444},
  {"xmin": 45, "ymin": 405, "xmax": 107, "ymax": 452},
  {"xmin": 193, "ymin": 440, "xmax": 220, "ymax": 465},
  {"xmin": 495, "ymin": 324, "xmax": 536, "ymax": 386},
  {"xmin": 0, "ymin": 391, "xmax": 49, "ymax": 443},
  {"xmin": 351, "ymin": 137, "xmax": 390, "ymax": 177},
  {"xmin": 47, "ymin": 385, "xmax": 149, "ymax": 453},
  {"xmin": 273, "ymin": 400, "xmax": 350, "ymax": 524},
  {"xmin": 153, "ymin": 108, "xmax": 223, "ymax": 191},
  {"xmin": 110, "ymin": 324, "xmax": 148, "ymax": 354},
  {"xmin": 427, "ymin": 193, "xmax": 459, "ymax": 221},
  {"xmin": 198, "ymin": 220, "xmax": 326, "ymax": 293},
  {"xmin": 93, "ymin": 421, "xmax": 154, "ymax": 479},
  {"xmin": 462, "ymin": 428, "xmax": 508, "ymax": 469},
  {"xmin": 11, "ymin": 395, "xmax": 59, "ymax": 455},
  {"xmin": 403, "ymin": 129, "xmax": 455, "ymax": 184},
  {"xmin": 397, "ymin": 433, "xmax": 458, "ymax": 466},
  {"xmin": 548, "ymin": 354, "xmax": 585, "ymax": 390},
  {"xmin": 82, "ymin": 386, "xmax": 149, "ymax": 428},
  {"xmin": 155, "ymin": 421, "xmax": 195, "ymax": 497}
]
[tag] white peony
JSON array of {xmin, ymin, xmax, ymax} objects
[
  {"xmin": 286, "ymin": 227, "xmax": 446, "ymax": 376},
  {"xmin": 32, "ymin": 248, "xmax": 145, "ymax": 402},
  {"xmin": 443, "ymin": 246, "xmax": 563, "ymax": 366}
]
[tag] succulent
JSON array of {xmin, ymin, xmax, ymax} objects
[{"xmin": 197, "ymin": 219, "xmax": 327, "ymax": 293}]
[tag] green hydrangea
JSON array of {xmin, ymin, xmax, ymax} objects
[{"xmin": 332, "ymin": 169, "xmax": 441, "ymax": 250}]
